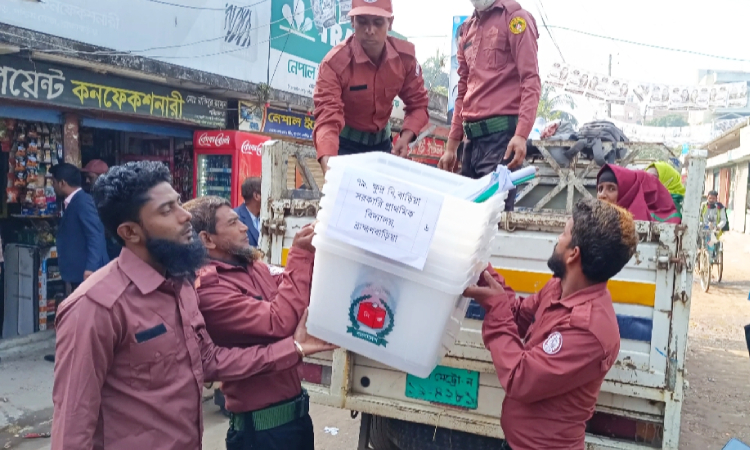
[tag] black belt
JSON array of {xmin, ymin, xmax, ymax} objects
[
  {"xmin": 463, "ymin": 115, "xmax": 518, "ymax": 140},
  {"xmin": 340, "ymin": 124, "xmax": 392, "ymax": 146},
  {"xmin": 229, "ymin": 390, "xmax": 309, "ymax": 432}
]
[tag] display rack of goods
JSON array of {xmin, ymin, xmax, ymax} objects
[{"xmin": 4, "ymin": 120, "xmax": 61, "ymax": 217}]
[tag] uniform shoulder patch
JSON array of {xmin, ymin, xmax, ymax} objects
[
  {"xmin": 509, "ymin": 16, "xmax": 527, "ymax": 35},
  {"xmin": 543, "ymin": 331, "xmax": 563, "ymax": 355},
  {"xmin": 83, "ymin": 265, "xmax": 129, "ymax": 310},
  {"xmin": 569, "ymin": 302, "xmax": 592, "ymax": 330},
  {"xmin": 325, "ymin": 42, "xmax": 354, "ymax": 73}
]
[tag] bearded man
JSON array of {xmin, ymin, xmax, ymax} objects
[
  {"xmin": 465, "ymin": 198, "xmax": 638, "ymax": 449},
  {"xmin": 184, "ymin": 196, "xmax": 320, "ymax": 450},
  {"xmin": 51, "ymin": 162, "xmax": 333, "ymax": 450}
]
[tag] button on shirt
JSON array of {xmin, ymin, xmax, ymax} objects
[
  {"xmin": 196, "ymin": 247, "xmax": 314, "ymax": 413},
  {"xmin": 51, "ymin": 248, "xmax": 300, "ymax": 450},
  {"xmin": 313, "ymin": 35, "xmax": 429, "ymax": 159},
  {"xmin": 480, "ymin": 269, "xmax": 620, "ymax": 450},
  {"xmin": 449, "ymin": 0, "xmax": 542, "ymax": 141}
]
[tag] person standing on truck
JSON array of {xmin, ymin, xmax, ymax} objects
[
  {"xmin": 465, "ymin": 198, "xmax": 638, "ymax": 450},
  {"xmin": 438, "ymin": 0, "xmax": 542, "ymax": 210},
  {"xmin": 50, "ymin": 161, "xmax": 332, "ymax": 450},
  {"xmin": 313, "ymin": 0, "xmax": 430, "ymax": 173},
  {"xmin": 184, "ymin": 196, "xmax": 330, "ymax": 450}
]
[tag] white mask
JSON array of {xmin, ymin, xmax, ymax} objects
[{"xmin": 470, "ymin": 0, "xmax": 495, "ymax": 11}]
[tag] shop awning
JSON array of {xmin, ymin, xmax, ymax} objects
[
  {"xmin": 81, "ymin": 118, "xmax": 193, "ymax": 139},
  {"xmin": 0, "ymin": 105, "xmax": 63, "ymax": 124}
]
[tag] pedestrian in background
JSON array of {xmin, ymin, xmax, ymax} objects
[{"xmin": 44, "ymin": 163, "xmax": 109, "ymax": 363}]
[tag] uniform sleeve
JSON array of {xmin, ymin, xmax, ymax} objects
[
  {"xmin": 78, "ymin": 196, "xmax": 109, "ymax": 271},
  {"xmin": 194, "ymin": 311, "xmax": 300, "ymax": 383},
  {"xmin": 313, "ymin": 61, "xmax": 345, "ymax": 160},
  {"xmin": 481, "ymin": 265, "xmax": 541, "ymax": 339},
  {"xmin": 198, "ymin": 248, "xmax": 313, "ymax": 343},
  {"xmin": 508, "ymin": 11, "xmax": 542, "ymax": 140},
  {"xmin": 481, "ymin": 298, "xmax": 607, "ymax": 404},
  {"xmin": 51, "ymin": 299, "xmax": 121, "ymax": 450},
  {"xmin": 399, "ymin": 57, "xmax": 429, "ymax": 138},
  {"xmin": 449, "ymin": 32, "xmax": 470, "ymax": 141}
]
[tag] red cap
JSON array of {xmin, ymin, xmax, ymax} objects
[
  {"xmin": 82, "ymin": 159, "xmax": 109, "ymax": 175},
  {"xmin": 348, "ymin": 0, "xmax": 393, "ymax": 18}
]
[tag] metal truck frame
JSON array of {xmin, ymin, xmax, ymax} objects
[{"xmin": 259, "ymin": 140, "xmax": 707, "ymax": 450}]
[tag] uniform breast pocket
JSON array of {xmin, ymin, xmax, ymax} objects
[
  {"xmin": 482, "ymin": 37, "xmax": 510, "ymax": 70},
  {"xmin": 128, "ymin": 329, "xmax": 180, "ymax": 391},
  {"xmin": 344, "ymin": 85, "xmax": 372, "ymax": 109}
]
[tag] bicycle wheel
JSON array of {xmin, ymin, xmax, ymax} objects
[
  {"xmin": 716, "ymin": 248, "xmax": 724, "ymax": 283},
  {"xmin": 700, "ymin": 249, "xmax": 711, "ymax": 293}
]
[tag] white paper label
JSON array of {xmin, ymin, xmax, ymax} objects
[{"xmin": 326, "ymin": 167, "xmax": 443, "ymax": 270}]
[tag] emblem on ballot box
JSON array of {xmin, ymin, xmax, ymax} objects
[{"xmin": 347, "ymin": 283, "xmax": 395, "ymax": 347}]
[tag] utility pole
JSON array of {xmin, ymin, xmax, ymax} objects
[{"xmin": 607, "ymin": 54, "xmax": 612, "ymax": 118}]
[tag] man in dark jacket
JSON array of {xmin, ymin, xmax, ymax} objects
[
  {"xmin": 235, "ymin": 177, "xmax": 262, "ymax": 248},
  {"xmin": 45, "ymin": 163, "xmax": 109, "ymax": 363}
]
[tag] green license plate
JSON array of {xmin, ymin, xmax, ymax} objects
[{"xmin": 405, "ymin": 366, "xmax": 479, "ymax": 410}]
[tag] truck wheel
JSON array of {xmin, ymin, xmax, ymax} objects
[
  {"xmin": 368, "ymin": 415, "xmax": 399, "ymax": 450},
  {"xmin": 388, "ymin": 417, "xmax": 505, "ymax": 450}
]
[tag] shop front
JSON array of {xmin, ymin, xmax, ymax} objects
[
  {"xmin": 0, "ymin": 54, "xmax": 228, "ymax": 339},
  {"xmin": 193, "ymin": 130, "xmax": 270, "ymax": 207}
]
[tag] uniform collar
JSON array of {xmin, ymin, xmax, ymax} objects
[
  {"xmin": 351, "ymin": 36, "xmax": 398, "ymax": 65},
  {"xmin": 473, "ymin": 0, "xmax": 506, "ymax": 18},
  {"xmin": 208, "ymin": 257, "xmax": 249, "ymax": 272},
  {"xmin": 118, "ymin": 247, "xmax": 167, "ymax": 295},
  {"xmin": 548, "ymin": 278, "xmax": 610, "ymax": 309}
]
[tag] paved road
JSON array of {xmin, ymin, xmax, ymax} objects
[
  {"xmin": 2, "ymin": 397, "xmax": 360, "ymax": 450},
  {"xmin": 0, "ymin": 340, "xmax": 360, "ymax": 450}
]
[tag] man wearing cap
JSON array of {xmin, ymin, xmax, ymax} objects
[
  {"xmin": 313, "ymin": 0, "xmax": 429, "ymax": 173},
  {"xmin": 83, "ymin": 159, "xmax": 122, "ymax": 260},
  {"xmin": 438, "ymin": 0, "xmax": 542, "ymax": 210},
  {"xmin": 82, "ymin": 159, "xmax": 109, "ymax": 190}
]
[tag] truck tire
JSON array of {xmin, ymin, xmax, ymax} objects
[
  {"xmin": 388, "ymin": 417, "xmax": 505, "ymax": 450},
  {"xmin": 368, "ymin": 415, "xmax": 399, "ymax": 450}
]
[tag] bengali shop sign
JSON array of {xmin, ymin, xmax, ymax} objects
[
  {"xmin": 0, "ymin": 55, "xmax": 227, "ymax": 127},
  {"xmin": 239, "ymin": 102, "xmax": 315, "ymax": 140}
]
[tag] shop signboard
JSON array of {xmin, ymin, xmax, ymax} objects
[
  {"xmin": 0, "ymin": 55, "xmax": 228, "ymax": 127},
  {"xmin": 269, "ymin": 0, "xmax": 354, "ymax": 97},
  {"xmin": 0, "ymin": 0, "xmax": 271, "ymax": 85},
  {"xmin": 239, "ymin": 101, "xmax": 315, "ymax": 140}
]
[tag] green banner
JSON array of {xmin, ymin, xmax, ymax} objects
[{"xmin": 270, "ymin": 0, "xmax": 353, "ymax": 64}]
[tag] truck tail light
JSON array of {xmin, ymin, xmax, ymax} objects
[
  {"xmin": 298, "ymin": 362, "xmax": 332, "ymax": 387},
  {"xmin": 587, "ymin": 411, "xmax": 663, "ymax": 448}
]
